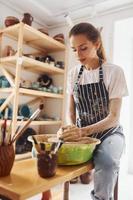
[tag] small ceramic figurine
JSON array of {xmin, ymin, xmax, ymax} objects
[{"xmin": 38, "ymin": 74, "xmax": 52, "ymax": 88}]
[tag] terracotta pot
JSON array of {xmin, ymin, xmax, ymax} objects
[
  {"xmin": 22, "ymin": 13, "xmax": 33, "ymax": 26},
  {"xmin": 0, "ymin": 144, "xmax": 15, "ymax": 177},
  {"xmin": 5, "ymin": 16, "xmax": 19, "ymax": 27},
  {"xmin": 38, "ymin": 28, "xmax": 49, "ymax": 35},
  {"xmin": 37, "ymin": 152, "xmax": 57, "ymax": 178},
  {"xmin": 80, "ymin": 172, "xmax": 93, "ymax": 184}
]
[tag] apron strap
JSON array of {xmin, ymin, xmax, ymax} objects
[
  {"xmin": 99, "ymin": 59, "xmax": 103, "ymax": 81},
  {"xmin": 76, "ymin": 65, "xmax": 84, "ymax": 84}
]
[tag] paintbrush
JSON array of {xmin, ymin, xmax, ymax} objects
[
  {"xmin": 6, "ymin": 119, "xmax": 13, "ymax": 145},
  {"xmin": 2, "ymin": 107, "xmax": 8, "ymax": 145},
  {"xmin": 15, "ymin": 117, "xmax": 24, "ymax": 135},
  {"xmin": 11, "ymin": 117, "xmax": 25, "ymax": 143},
  {"xmin": 11, "ymin": 104, "xmax": 44, "ymax": 143},
  {"xmin": 0, "ymin": 124, "xmax": 2, "ymax": 145}
]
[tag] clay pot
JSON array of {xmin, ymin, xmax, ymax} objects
[
  {"xmin": 0, "ymin": 144, "xmax": 15, "ymax": 177},
  {"xmin": 53, "ymin": 33, "xmax": 65, "ymax": 44},
  {"xmin": 5, "ymin": 16, "xmax": 19, "ymax": 27},
  {"xmin": 80, "ymin": 172, "xmax": 93, "ymax": 184},
  {"xmin": 22, "ymin": 13, "xmax": 33, "ymax": 26},
  {"xmin": 2, "ymin": 45, "xmax": 16, "ymax": 57}
]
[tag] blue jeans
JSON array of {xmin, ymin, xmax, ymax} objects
[{"xmin": 91, "ymin": 131, "xmax": 125, "ymax": 200}]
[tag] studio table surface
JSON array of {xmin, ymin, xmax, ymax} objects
[{"xmin": 0, "ymin": 158, "xmax": 93, "ymax": 200}]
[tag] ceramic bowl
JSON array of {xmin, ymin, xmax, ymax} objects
[
  {"xmin": 18, "ymin": 104, "xmax": 31, "ymax": 118},
  {"xmin": 28, "ymin": 134, "xmax": 100, "ymax": 165}
]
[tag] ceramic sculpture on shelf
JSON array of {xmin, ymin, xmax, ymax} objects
[
  {"xmin": 2, "ymin": 45, "xmax": 16, "ymax": 57},
  {"xmin": 22, "ymin": 13, "xmax": 33, "ymax": 26},
  {"xmin": 4, "ymin": 16, "xmax": 19, "ymax": 27},
  {"xmin": 53, "ymin": 33, "xmax": 65, "ymax": 44},
  {"xmin": 38, "ymin": 74, "xmax": 52, "ymax": 88}
]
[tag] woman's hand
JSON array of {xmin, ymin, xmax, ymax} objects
[
  {"xmin": 57, "ymin": 125, "xmax": 76, "ymax": 139},
  {"xmin": 58, "ymin": 125, "xmax": 87, "ymax": 142}
]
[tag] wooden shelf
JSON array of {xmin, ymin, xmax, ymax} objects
[
  {"xmin": 0, "ymin": 88, "xmax": 13, "ymax": 93},
  {"xmin": 0, "ymin": 56, "xmax": 65, "ymax": 74},
  {"xmin": 0, "ymin": 120, "xmax": 62, "ymax": 126},
  {"xmin": 0, "ymin": 23, "xmax": 65, "ymax": 52},
  {"xmin": 0, "ymin": 88, "xmax": 63, "ymax": 98},
  {"xmin": 19, "ymin": 88, "xmax": 63, "ymax": 98}
]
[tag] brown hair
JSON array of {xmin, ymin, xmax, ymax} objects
[{"xmin": 69, "ymin": 22, "xmax": 106, "ymax": 61}]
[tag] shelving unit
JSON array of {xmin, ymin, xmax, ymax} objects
[{"xmin": 0, "ymin": 22, "xmax": 67, "ymax": 136}]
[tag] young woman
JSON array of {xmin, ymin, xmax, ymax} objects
[{"xmin": 58, "ymin": 22, "xmax": 128, "ymax": 200}]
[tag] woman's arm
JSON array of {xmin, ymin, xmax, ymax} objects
[
  {"xmin": 66, "ymin": 94, "xmax": 76, "ymax": 125},
  {"xmin": 57, "ymin": 95, "xmax": 76, "ymax": 138},
  {"xmin": 60, "ymin": 98, "xmax": 122, "ymax": 141}
]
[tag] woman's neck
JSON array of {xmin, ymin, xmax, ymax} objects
[{"xmin": 84, "ymin": 58, "xmax": 100, "ymax": 70}]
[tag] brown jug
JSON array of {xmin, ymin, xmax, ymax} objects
[{"xmin": 22, "ymin": 13, "xmax": 33, "ymax": 26}]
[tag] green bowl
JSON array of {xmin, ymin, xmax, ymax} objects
[
  {"xmin": 56, "ymin": 142, "xmax": 97, "ymax": 165},
  {"xmin": 28, "ymin": 135, "xmax": 100, "ymax": 165}
]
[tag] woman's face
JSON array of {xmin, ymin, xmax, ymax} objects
[{"xmin": 70, "ymin": 34, "xmax": 99, "ymax": 65}]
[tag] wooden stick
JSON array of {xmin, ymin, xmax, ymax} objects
[{"xmin": 0, "ymin": 67, "xmax": 15, "ymax": 87}]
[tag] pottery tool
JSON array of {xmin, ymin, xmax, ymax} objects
[
  {"xmin": 51, "ymin": 139, "xmax": 64, "ymax": 154},
  {"xmin": 54, "ymin": 139, "xmax": 64, "ymax": 154},
  {"xmin": 50, "ymin": 142, "xmax": 57, "ymax": 152},
  {"xmin": 32, "ymin": 135, "xmax": 41, "ymax": 153},
  {"xmin": 11, "ymin": 104, "xmax": 44, "ymax": 143},
  {"xmin": 40, "ymin": 143, "xmax": 45, "ymax": 151}
]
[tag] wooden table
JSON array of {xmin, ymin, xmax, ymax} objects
[{"xmin": 0, "ymin": 158, "xmax": 93, "ymax": 200}]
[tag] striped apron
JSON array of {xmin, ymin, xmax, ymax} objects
[{"xmin": 73, "ymin": 62, "xmax": 119, "ymax": 141}]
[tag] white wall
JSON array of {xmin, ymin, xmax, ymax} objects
[
  {"xmin": 113, "ymin": 18, "xmax": 133, "ymax": 174},
  {"xmin": 50, "ymin": 6, "xmax": 133, "ymax": 66}
]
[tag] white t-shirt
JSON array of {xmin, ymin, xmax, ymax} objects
[{"xmin": 67, "ymin": 62, "xmax": 128, "ymax": 99}]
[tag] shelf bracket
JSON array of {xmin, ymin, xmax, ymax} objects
[{"xmin": 0, "ymin": 92, "xmax": 14, "ymax": 113}]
